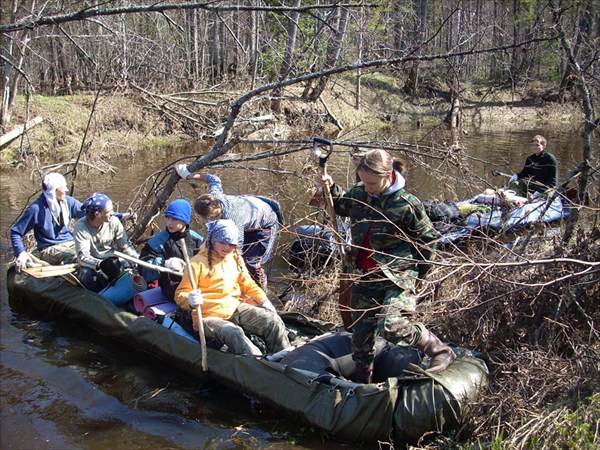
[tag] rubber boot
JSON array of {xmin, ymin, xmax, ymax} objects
[
  {"xmin": 416, "ymin": 328, "xmax": 456, "ymax": 373},
  {"xmin": 354, "ymin": 364, "xmax": 373, "ymax": 384}
]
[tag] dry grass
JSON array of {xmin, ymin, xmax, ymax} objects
[{"xmin": 276, "ymin": 206, "xmax": 599, "ymax": 448}]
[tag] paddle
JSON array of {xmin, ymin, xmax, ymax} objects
[
  {"xmin": 113, "ymin": 250, "xmax": 182, "ymax": 276},
  {"xmin": 22, "ymin": 263, "xmax": 78, "ymax": 277},
  {"xmin": 179, "ymin": 238, "xmax": 208, "ymax": 373},
  {"xmin": 313, "ymin": 137, "xmax": 353, "ymax": 331},
  {"xmin": 20, "ymin": 253, "xmax": 83, "ymax": 287},
  {"xmin": 492, "ymin": 170, "xmax": 512, "ymax": 178}
]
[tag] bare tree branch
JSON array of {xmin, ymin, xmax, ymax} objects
[{"xmin": 0, "ymin": 2, "xmax": 373, "ymax": 33}]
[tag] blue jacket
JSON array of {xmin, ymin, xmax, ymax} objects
[
  {"xmin": 10, "ymin": 194, "xmax": 85, "ymax": 256},
  {"xmin": 139, "ymin": 228, "xmax": 204, "ymax": 299}
]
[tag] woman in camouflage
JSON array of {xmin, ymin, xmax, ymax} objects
[{"xmin": 321, "ymin": 149, "xmax": 455, "ymax": 383}]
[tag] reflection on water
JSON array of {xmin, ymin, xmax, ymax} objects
[{"xmin": 0, "ymin": 125, "xmax": 583, "ymax": 449}]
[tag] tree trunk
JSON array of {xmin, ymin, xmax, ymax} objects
[
  {"xmin": 271, "ymin": 0, "xmax": 301, "ymax": 113},
  {"xmin": 249, "ymin": 7, "xmax": 259, "ymax": 88},
  {"xmin": 403, "ymin": 0, "xmax": 427, "ymax": 96},
  {"xmin": 209, "ymin": 12, "xmax": 220, "ymax": 81},
  {"xmin": 1, "ymin": 0, "xmax": 26, "ymax": 127},
  {"xmin": 355, "ymin": 4, "xmax": 365, "ymax": 110},
  {"xmin": 557, "ymin": 1, "xmax": 592, "ymax": 102},
  {"xmin": 550, "ymin": 1, "xmax": 597, "ymax": 244},
  {"xmin": 306, "ymin": 6, "xmax": 350, "ymax": 102}
]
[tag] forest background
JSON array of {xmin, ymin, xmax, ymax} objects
[{"xmin": 1, "ymin": 1, "xmax": 598, "ymax": 449}]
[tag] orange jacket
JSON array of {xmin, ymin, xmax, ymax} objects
[{"xmin": 175, "ymin": 244, "xmax": 266, "ymax": 328}]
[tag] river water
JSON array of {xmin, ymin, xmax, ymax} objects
[{"xmin": 0, "ymin": 124, "xmax": 584, "ymax": 449}]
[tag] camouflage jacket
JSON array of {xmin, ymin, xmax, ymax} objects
[{"xmin": 330, "ymin": 180, "xmax": 437, "ymax": 289}]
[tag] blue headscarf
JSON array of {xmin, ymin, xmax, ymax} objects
[
  {"xmin": 84, "ymin": 192, "xmax": 111, "ymax": 213},
  {"xmin": 206, "ymin": 219, "xmax": 239, "ymax": 245}
]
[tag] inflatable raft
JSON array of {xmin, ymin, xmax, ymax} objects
[
  {"xmin": 7, "ymin": 268, "xmax": 488, "ymax": 445},
  {"xmin": 434, "ymin": 191, "xmax": 571, "ymax": 245}
]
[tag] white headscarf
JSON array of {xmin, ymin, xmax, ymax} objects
[{"xmin": 42, "ymin": 173, "xmax": 69, "ymax": 227}]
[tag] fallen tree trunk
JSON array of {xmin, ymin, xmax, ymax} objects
[{"xmin": 0, "ymin": 116, "xmax": 43, "ymax": 149}]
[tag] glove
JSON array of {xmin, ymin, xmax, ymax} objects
[
  {"xmin": 15, "ymin": 252, "xmax": 33, "ymax": 272},
  {"xmin": 188, "ymin": 290, "xmax": 204, "ymax": 308},
  {"xmin": 165, "ymin": 257, "xmax": 185, "ymax": 273},
  {"xmin": 175, "ymin": 163, "xmax": 191, "ymax": 180},
  {"xmin": 99, "ymin": 256, "xmax": 121, "ymax": 281},
  {"xmin": 509, "ymin": 174, "xmax": 518, "ymax": 183},
  {"xmin": 259, "ymin": 298, "xmax": 277, "ymax": 313}
]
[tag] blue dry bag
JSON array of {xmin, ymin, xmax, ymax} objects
[{"xmin": 101, "ymin": 269, "xmax": 147, "ymax": 306}]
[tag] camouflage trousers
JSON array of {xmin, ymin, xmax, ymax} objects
[
  {"xmin": 350, "ymin": 269, "xmax": 425, "ymax": 368},
  {"xmin": 201, "ymin": 302, "xmax": 290, "ymax": 355},
  {"xmin": 35, "ymin": 241, "xmax": 77, "ymax": 265}
]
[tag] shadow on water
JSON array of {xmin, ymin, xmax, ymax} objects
[{"xmin": 0, "ymin": 124, "xmax": 583, "ymax": 449}]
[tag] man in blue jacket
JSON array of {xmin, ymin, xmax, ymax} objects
[{"xmin": 10, "ymin": 173, "xmax": 85, "ymax": 271}]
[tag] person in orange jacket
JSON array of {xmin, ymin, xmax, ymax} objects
[{"xmin": 175, "ymin": 219, "xmax": 290, "ymax": 355}]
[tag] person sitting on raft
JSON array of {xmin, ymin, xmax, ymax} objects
[
  {"xmin": 10, "ymin": 172, "xmax": 135, "ymax": 272},
  {"xmin": 10, "ymin": 172, "xmax": 86, "ymax": 271},
  {"xmin": 139, "ymin": 199, "xmax": 204, "ymax": 299},
  {"xmin": 174, "ymin": 219, "xmax": 290, "ymax": 356},
  {"xmin": 74, "ymin": 193, "xmax": 139, "ymax": 292},
  {"xmin": 508, "ymin": 134, "xmax": 559, "ymax": 197},
  {"xmin": 175, "ymin": 165, "xmax": 282, "ymax": 289}
]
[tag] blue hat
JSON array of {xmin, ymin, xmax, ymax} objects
[
  {"xmin": 165, "ymin": 199, "xmax": 192, "ymax": 225},
  {"xmin": 206, "ymin": 219, "xmax": 239, "ymax": 245},
  {"xmin": 84, "ymin": 193, "xmax": 111, "ymax": 213}
]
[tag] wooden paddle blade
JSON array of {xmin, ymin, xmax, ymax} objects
[{"xmin": 22, "ymin": 264, "xmax": 78, "ymax": 278}]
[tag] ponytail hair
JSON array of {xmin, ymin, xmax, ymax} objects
[{"xmin": 392, "ymin": 159, "xmax": 407, "ymax": 175}]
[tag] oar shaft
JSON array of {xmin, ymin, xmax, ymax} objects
[
  {"xmin": 34, "ymin": 263, "xmax": 78, "ymax": 272},
  {"xmin": 322, "ymin": 171, "xmax": 346, "ymax": 257},
  {"xmin": 179, "ymin": 239, "xmax": 208, "ymax": 373},
  {"xmin": 113, "ymin": 251, "xmax": 182, "ymax": 276}
]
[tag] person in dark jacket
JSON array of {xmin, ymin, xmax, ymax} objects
[
  {"xmin": 139, "ymin": 199, "xmax": 204, "ymax": 299},
  {"xmin": 509, "ymin": 135, "xmax": 559, "ymax": 196}
]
